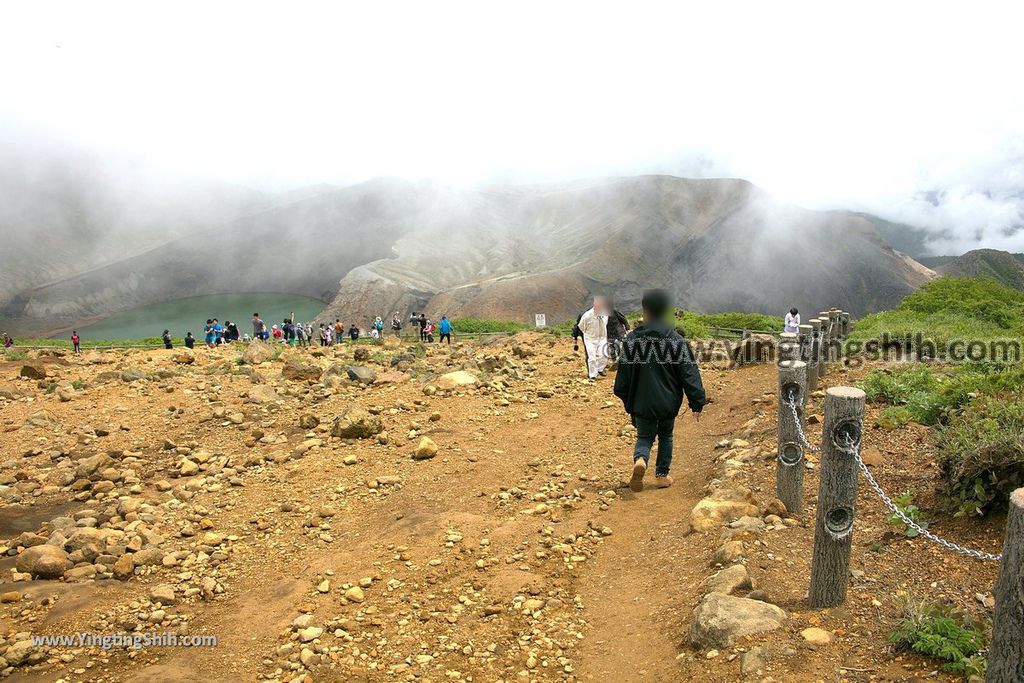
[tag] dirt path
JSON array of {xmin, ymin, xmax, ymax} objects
[{"xmin": 574, "ymin": 367, "xmax": 772, "ymax": 681}]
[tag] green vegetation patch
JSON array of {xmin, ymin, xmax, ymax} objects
[{"xmin": 889, "ymin": 597, "xmax": 987, "ymax": 677}]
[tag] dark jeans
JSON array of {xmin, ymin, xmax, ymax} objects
[
  {"xmin": 440, "ymin": 332, "xmax": 451, "ymax": 344},
  {"xmin": 632, "ymin": 414, "xmax": 675, "ymax": 477}
]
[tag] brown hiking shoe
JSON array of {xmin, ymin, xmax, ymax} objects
[
  {"xmin": 629, "ymin": 459, "xmax": 646, "ymax": 492},
  {"xmin": 655, "ymin": 475, "xmax": 674, "ymax": 489}
]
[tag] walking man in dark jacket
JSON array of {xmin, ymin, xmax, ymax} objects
[{"xmin": 613, "ymin": 289, "xmax": 706, "ymax": 492}]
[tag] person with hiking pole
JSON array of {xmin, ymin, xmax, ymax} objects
[{"xmin": 613, "ymin": 289, "xmax": 706, "ymax": 492}]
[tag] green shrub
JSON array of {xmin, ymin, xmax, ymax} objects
[
  {"xmin": 859, "ymin": 365, "xmax": 939, "ymax": 404},
  {"xmin": 450, "ymin": 318, "xmax": 532, "ymax": 334},
  {"xmin": 696, "ymin": 311, "xmax": 781, "ymax": 333},
  {"xmin": 936, "ymin": 396, "xmax": 1024, "ymax": 516},
  {"xmin": 886, "ymin": 490, "xmax": 929, "ymax": 537},
  {"xmin": 875, "ymin": 406, "xmax": 914, "ymax": 429},
  {"xmin": 4, "ymin": 349, "xmax": 27, "ymax": 361},
  {"xmin": 900, "ymin": 276, "xmax": 1024, "ymax": 330},
  {"xmin": 850, "ymin": 277, "xmax": 1024, "ymax": 351},
  {"xmin": 889, "ymin": 597, "xmax": 986, "ymax": 676}
]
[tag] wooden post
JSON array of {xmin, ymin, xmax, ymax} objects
[
  {"xmin": 839, "ymin": 312, "xmax": 851, "ymax": 339},
  {"xmin": 776, "ymin": 360, "xmax": 807, "ymax": 514},
  {"xmin": 778, "ymin": 332, "xmax": 799, "ymax": 363},
  {"xmin": 807, "ymin": 319, "xmax": 821, "ymax": 392},
  {"xmin": 817, "ymin": 311, "xmax": 831, "ymax": 380},
  {"xmin": 986, "ymin": 487, "xmax": 1024, "ymax": 682},
  {"xmin": 809, "ymin": 386, "xmax": 865, "ymax": 608}
]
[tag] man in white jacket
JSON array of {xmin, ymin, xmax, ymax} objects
[{"xmin": 576, "ymin": 296, "xmax": 610, "ymax": 380}]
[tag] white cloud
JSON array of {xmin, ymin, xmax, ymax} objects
[{"xmin": 1, "ymin": 0, "xmax": 1022, "ymax": 252}]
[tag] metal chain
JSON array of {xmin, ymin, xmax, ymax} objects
[
  {"xmin": 839, "ymin": 434, "xmax": 1003, "ymax": 562},
  {"xmin": 782, "ymin": 396, "xmax": 1001, "ymax": 561},
  {"xmin": 785, "ymin": 394, "xmax": 819, "ymax": 452}
]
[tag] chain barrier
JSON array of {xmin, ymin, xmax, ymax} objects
[
  {"xmin": 784, "ymin": 393, "xmax": 820, "ymax": 453},
  {"xmin": 784, "ymin": 393, "xmax": 1002, "ymax": 561}
]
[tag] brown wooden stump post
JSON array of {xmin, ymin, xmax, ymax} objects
[
  {"xmin": 809, "ymin": 386, "xmax": 865, "ymax": 608},
  {"xmin": 807, "ymin": 319, "xmax": 821, "ymax": 392},
  {"xmin": 817, "ymin": 312, "xmax": 831, "ymax": 381},
  {"xmin": 779, "ymin": 332, "xmax": 799, "ymax": 363},
  {"xmin": 839, "ymin": 311, "xmax": 851, "ymax": 339},
  {"xmin": 777, "ymin": 360, "xmax": 807, "ymax": 514},
  {"xmin": 986, "ymin": 487, "xmax": 1024, "ymax": 683}
]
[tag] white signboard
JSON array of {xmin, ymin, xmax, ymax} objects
[{"xmin": 534, "ymin": 314, "xmax": 547, "ymax": 328}]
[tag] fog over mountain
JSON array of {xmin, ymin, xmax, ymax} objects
[{"xmin": 1, "ymin": 1, "xmax": 1022, "ymax": 333}]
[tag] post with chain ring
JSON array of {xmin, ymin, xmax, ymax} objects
[
  {"xmin": 777, "ymin": 360, "xmax": 808, "ymax": 514},
  {"xmin": 986, "ymin": 487, "xmax": 1024, "ymax": 683},
  {"xmin": 778, "ymin": 332, "xmax": 799, "ymax": 363},
  {"xmin": 809, "ymin": 386, "xmax": 866, "ymax": 608},
  {"xmin": 807, "ymin": 319, "xmax": 821, "ymax": 392},
  {"xmin": 817, "ymin": 311, "xmax": 832, "ymax": 380}
]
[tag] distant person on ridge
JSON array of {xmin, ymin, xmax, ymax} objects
[
  {"xmin": 162, "ymin": 329, "xmax": 173, "ymax": 349},
  {"xmin": 784, "ymin": 308, "xmax": 800, "ymax": 333},
  {"xmin": 185, "ymin": 332, "xmax": 196, "ymax": 349},
  {"xmin": 2, "ymin": 332, "xmax": 12, "ymax": 349},
  {"xmin": 438, "ymin": 315, "xmax": 452, "ymax": 345},
  {"xmin": 348, "ymin": 323, "xmax": 360, "ymax": 341},
  {"xmin": 576, "ymin": 296, "xmax": 610, "ymax": 380},
  {"xmin": 391, "ymin": 313, "xmax": 403, "ymax": 338},
  {"xmin": 418, "ymin": 313, "xmax": 428, "ymax": 341},
  {"xmin": 71, "ymin": 330, "xmax": 81, "ymax": 353},
  {"xmin": 613, "ymin": 289, "xmax": 706, "ymax": 492},
  {"xmin": 334, "ymin": 319, "xmax": 344, "ymax": 345},
  {"xmin": 204, "ymin": 319, "xmax": 216, "ymax": 347},
  {"xmin": 423, "ymin": 318, "xmax": 435, "ymax": 342}
]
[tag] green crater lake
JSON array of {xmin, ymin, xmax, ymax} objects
[{"xmin": 60, "ymin": 293, "xmax": 327, "ymax": 341}]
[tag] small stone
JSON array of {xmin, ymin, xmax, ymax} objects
[
  {"xmin": 412, "ymin": 436, "xmax": 438, "ymax": 460},
  {"xmin": 800, "ymin": 627, "xmax": 833, "ymax": 645},
  {"xmin": 344, "ymin": 586, "xmax": 365, "ymax": 603}
]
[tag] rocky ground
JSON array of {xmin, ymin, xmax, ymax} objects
[{"xmin": 0, "ymin": 335, "xmax": 1006, "ymax": 682}]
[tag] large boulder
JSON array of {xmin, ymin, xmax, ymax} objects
[
  {"xmin": 15, "ymin": 545, "xmax": 73, "ymax": 579},
  {"xmin": 19, "ymin": 363, "xmax": 47, "ymax": 380},
  {"xmin": 331, "ymin": 404, "xmax": 383, "ymax": 439},
  {"xmin": 437, "ymin": 370, "xmax": 478, "ymax": 389},
  {"xmin": 242, "ymin": 341, "xmax": 276, "ymax": 365},
  {"xmin": 347, "ymin": 366, "xmax": 377, "ymax": 384},
  {"xmin": 687, "ymin": 593, "xmax": 787, "ymax": 648},
  {"xmin": 281, "ymin": 358, "xmax": 322, "ymax": 381}
]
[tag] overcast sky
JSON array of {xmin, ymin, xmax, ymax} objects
[{"xmin": 2, "ymin": 1, "xmax": 1022, "ymax": 253}]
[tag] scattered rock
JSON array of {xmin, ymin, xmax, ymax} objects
[
  {"xmin": 15, "ymin": 545, "xmax": 73, "ymax": 579},
  {"xmin": 800, "ymin": 627, "xmax": 833, "ymax": 645},
  {"xmin": 688, "ymin": 593, "xmax": 787, "ymax": 648},
  {"xmin": 347, "ymin": 366, "xmax": 377, "ymax": 384},
  {"xmin": 412, "ymin": 436, "xmax": 438, "ymax": 460},
  {"xmin": 282, "ymin": 358, "xmax": 322, "ymax": 381},
  {"xmin": 437, "ymin": 370, "xmax": 478, "ymax": 389},
  {"xmin": 242, "ymin": 341, "xmax": 276, "ymax": 365},
  {"xmin": 706, "ymin": 564, "xmax": 752, "ymax": 595},
  {"xmin": 19, "ymin": 363, "xmax": 47, "ymax": 380},
  {"xmin": 331, "ymin": 404, "xmax": 384, "ymax": 439}
]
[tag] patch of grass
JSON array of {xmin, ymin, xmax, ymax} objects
[
  {"xmin": 4, "ymin": 349, "xmax": 27, "ymax": 360},
  {"xmin": 44, "ymin": 382, "xmax": 56, "ymax": 394},
  {"xmin": 71, "ymin": 380, "xmax": 84, "ymax": 390},
  {"xmin": 696, "ymin": 311, "xmax": 781, "ymax": 333},
  {"xmin": 936, "ymin": 396, "xmax": 1024, "ymax": 516},
  {"xmin": 875, "ymin": 406, "xmax": 914, "ymax": 429},
  {"xmin": 889, "ymin": 597, "xmax": 986, "ymax": 677},
  {"xmin": 450, "ymin": 318, "xmax": 533, "ymax": 334},
  {"xmin": 859, "ymin": 363, "xmax": 1024, "ymax": 427}
]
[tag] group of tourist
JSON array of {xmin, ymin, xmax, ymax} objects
[{"xmin": 136, "ymin": 310, "xmax": 457, "ymax": 350}]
